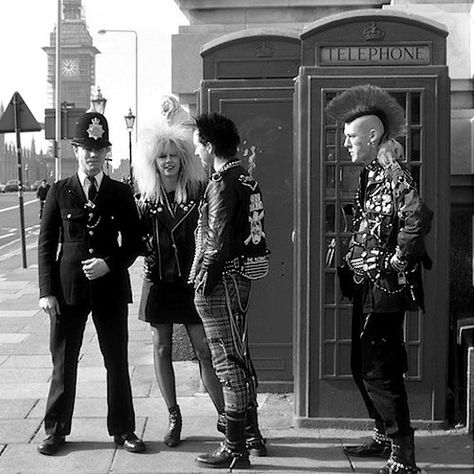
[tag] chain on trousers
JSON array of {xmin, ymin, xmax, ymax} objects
[{"xmin": 194, "ymin": 273, "xmax": 255, "ymax": 414}]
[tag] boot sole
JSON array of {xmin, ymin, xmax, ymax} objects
[{"xmin": 194, "ymin": 459, "xmax": 251, "ymax": 469}]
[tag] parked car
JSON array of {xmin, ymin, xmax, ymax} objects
[{"xmin": 4, "ymin": 179, "xmax": 20, "ymax": 192}]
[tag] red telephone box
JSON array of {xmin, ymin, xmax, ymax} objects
[
  {"xmin": 199, "ymin": 30, "xmax": 301, "ymax": 391},
  {"xmin": 294, "ymin": 10, "xmax": 450, "ymax": 425}
]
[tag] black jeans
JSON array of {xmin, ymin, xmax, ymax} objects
[
  {"xmin": 351, "ymin": 299, "xmax": 385, "ymax": 434},
  {"xmin": 358, "ymin": 309, "xmax": 412, "ymax": 437}
]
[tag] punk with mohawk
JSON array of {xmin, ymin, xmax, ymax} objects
[
  {"xmin": 325, "ymin": 84, "xmax": 406, "ymax": 142},
  {"xmin": 329, "ymin": 84, "xmax": 432, "ymax": 474}
]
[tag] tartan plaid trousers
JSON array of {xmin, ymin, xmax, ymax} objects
[{"xmin": 194, "ymin": 273, "xmax": 252, "ymax": 414}]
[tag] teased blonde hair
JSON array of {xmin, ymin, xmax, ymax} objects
[
  {"xmin": 134, "ymin": 122, "xmax": 206, "ymax": 204},
  {"xmin": 377, "ymin": 138, "xmax": 405, "ymax": 168}
]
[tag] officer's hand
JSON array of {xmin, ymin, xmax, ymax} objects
[
  {"xmin": 39, "ymin": 295, "xmax": 61, "ymax": 317},
  {"xmin": 81, "ymin": 258, "xmax": 110, "ymax": 280},
  {"xmin": 390, "ymin": 254, "xmax": 407, "ymax": 272}
]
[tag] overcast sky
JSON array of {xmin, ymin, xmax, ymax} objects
[{"xmin": 0, "ymin": 0, "xmax": 188, "ymax": 167}]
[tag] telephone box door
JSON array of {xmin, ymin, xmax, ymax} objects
[
  {"xmin": 294, "ymin": 66, "xmax": 449, "ymax": 422},
  {"xmin": 200, "ymin": 79, "xmax": 295, "ymax": 390}
]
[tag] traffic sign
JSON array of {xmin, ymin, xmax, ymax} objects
[{"xmin": 0, "ymin": 92, "xmax": 41, "ymax": 133}]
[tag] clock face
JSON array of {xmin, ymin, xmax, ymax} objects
[{"xmin": 61, "ymin": 58, "xmax": 79, "ymax": 77}]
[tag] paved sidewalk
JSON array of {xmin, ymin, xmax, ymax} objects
[{"xmin": 0, "ymin": 245, "xmax": 473, "ymax": 473}]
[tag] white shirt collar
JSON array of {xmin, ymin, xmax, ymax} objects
[
  {"xmin": 77, "ymin": 170, "xmax": 104, "ymax": 191},
  {"xmin": 77, "ymin": 171, "xmax": 104, "ymax": 200}
]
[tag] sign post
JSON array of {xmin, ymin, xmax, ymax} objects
[{"xmin": 0, "ymin": 92, "xmax": 41, "ymax": 268}]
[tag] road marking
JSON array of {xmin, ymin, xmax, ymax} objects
[
  {"xmin": 0, "ymin": 240, "xmax": 38, "ymax": 262},
  {"xmin": 0, "ymin": 198, "xmax": 38, "ymax": 213},
  {"xmin": 0, "ymin": 225, "xmax": 39, "ymax": 245},
  {"xmin": 0, "ymin": 232, "xmax": 16, "ymax": 241},
  {"xmin": 0, "ymin": 225, "xmax": 40, "ymax": 252}
]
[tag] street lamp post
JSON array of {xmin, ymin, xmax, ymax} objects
[
  {"xmin": 90, "ymin": 87, "xmax": 110, "ymax": 175},
  {"xmin": 98, "ymin": 29, "xmax": 138, "ymax": 141},
  {"xmin": 90, "ymin": 86, "xmax": 107, "ymax": 114},
  {"xmin": 124, "ymin": 108, "xmax": 136, "ymax": 190}
]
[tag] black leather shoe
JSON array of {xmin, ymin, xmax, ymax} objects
[
  {"xmin": 114, "ymin": 432, "xmax": 146, "ymax": 453},
  {"xmin": 37, "ymin": 435, "xmax": 65, "ymax": 455}
]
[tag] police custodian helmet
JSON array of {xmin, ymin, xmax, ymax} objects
[{"xmin": 71, "ymin": 112, "xmax": 112, "ymax": 149}]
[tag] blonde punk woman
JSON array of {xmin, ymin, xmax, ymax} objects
[{"xmin": 134, "ymin": 123, "xmax": 225, "ymax": 447}]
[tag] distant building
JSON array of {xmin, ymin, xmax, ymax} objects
[{"xmin": 43, "ymin": 0, "xmax": 99, "ymax": 178}]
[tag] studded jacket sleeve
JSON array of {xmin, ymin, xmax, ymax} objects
[{"xmin": 389, "ymin": 162, "xmax": 433, "ymax": 264}]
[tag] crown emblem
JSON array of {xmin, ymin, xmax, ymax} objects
[
  {"xmin": 87, "ymin": 118, "xmax": 105, "ymax": 140},
  {"xmin": 362, "ymin": 23, "xmax": 385, "ymax": 41},
  {"xmin": 255, "ymin": 42, "xmax": 274, "ymax": 58}
]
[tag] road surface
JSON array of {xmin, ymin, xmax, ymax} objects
[{"xmin": 0, "ymin": 192, "xmax": 40, "ymax": 264}]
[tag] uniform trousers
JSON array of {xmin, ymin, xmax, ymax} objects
[
  {"xmin": 194, "ymin": 273, "xmax": 251, "ymax": 414},
  {"xmin": 44, "ymin": 303, "xmax": 136, "ymax": 436},
  {"xmin": 355, "ymin": 305, "xmax": 412, "ymax": 437}
]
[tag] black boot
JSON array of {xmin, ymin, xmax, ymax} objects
[
  {"xmin": 195, "ymin": 411, "xmax": 250, "ymax": 470},
  {"xmin": 164, "ymin": 405, "xmax": 182, "ymax": 447},
  {"xmin": 378, "ymin": 431, "xmax": 420, "ymax": 474},
  {"xmin": 344, "ymin": 427, "xmax": 391, "ymax": 458},
  {"xmin": 245, "ymin": 404, "xmax": 267, "ymax": 456}
]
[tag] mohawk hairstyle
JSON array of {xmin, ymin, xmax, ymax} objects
[{"xmin": 325, "ymin": 84, "xmax": 407, "ymax": 140}]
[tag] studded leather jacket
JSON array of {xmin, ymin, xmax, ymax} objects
[
  {"xmin": 189, "ymin": 161, "xmax": 257, "ymax": 295},
  {"xmin": 346, "ymin": 159, "xmax": 433, "ymax": 313},
  {"xmin": 137, "ymin": 190, "xmax": 200, "ymax": 284}
]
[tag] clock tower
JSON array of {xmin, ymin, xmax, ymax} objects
[
  {"xmin": 43, "ymin": 0, "xmax": 99, "ymax": 108},
  {"xmin": 43, "ymin": 0, "xmax": 100, "ymax": 176}
]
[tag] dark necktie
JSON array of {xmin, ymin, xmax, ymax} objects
[{"xmin": 87, "ymin": 176, "xmax": 97, "ymax": 201}]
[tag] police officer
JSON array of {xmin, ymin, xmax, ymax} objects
[
  {"xmin": 326, "ymin": 85, "xmax": 432, "ymax": 474},
  {"xmin": 38, "ymin": 112, "xmax": 145, "ymax": 455}
]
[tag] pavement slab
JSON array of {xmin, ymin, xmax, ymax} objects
[
  {"xmin": 0, "ymin": 443, "xmax": 116, "ymax": 474},
  {"xmin": 0, "ymin": 399, "xmax": 39, "ymax": 419},
  {"xmin": 0, "ymin": 251, "xmax": 473, "ymax": 474},
  {"xmin": 0, "ymin": 419, "xmax": 42, "ymax": 444}
]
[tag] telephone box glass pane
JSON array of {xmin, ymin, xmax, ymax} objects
[
  {"xmin": 410, "ymin": 93, "xmax": 421, "ymax": 125},
  {"xmin": 340, "ymin": 201, "xmax": 355, "ymax": 232},
  {"xmin": 326, "ymin": 166, "xmax": 336, "ymax": 195},
  {"xmin": 326, "ymin": 129, "xmax": 336, "ymax": 146},
  {"xmin": 341, "ymin": 166, "xmax": 361, "ymax": 195},
  {"xmin": 326, "ymin": 147, "xmax": 336, "ymax": 162},
  {"xmin": 411, "ymin": 164, "xmax": 421, "ymax": 189},
  {"xmin": 322, "ymin": 343, "xmax": 335, "ymax": 376},
  {"xmin": 325, "ymin": 272, "xmax": 335, "ymax": 304},
  {"xmin": 338, "ymin": 309, "xmax": 352, "ymax": 339},
  {"xmin": 391, "ymin": 91, "xmax": 407, "ymax": 114},
  {"xmin": 410, "ymin": 129, "xmax": 421, "ymax": 162},
  {"xmin": 337, "ymin": 342, "xmax": 351, "ymax": 376},
  {"xmin": 324, "ymin": 309, "xmax": 335, "ymax": 339},
  {"xmin": 325, "ymin": 204, "xmax": 336, "ymax": 233}
]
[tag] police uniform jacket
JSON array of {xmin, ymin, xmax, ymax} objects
[
  {"xmin": 346, "ymin": 159, "xmax": 433, "ymax": 313},
  {"xmin": 38, "ymin": 174, "xmax": 140, "ymax": 307}
]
